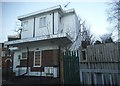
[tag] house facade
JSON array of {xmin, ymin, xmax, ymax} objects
[{"xmin": 4, "ymin": 5, "xmax": 81, "ymax": 78}]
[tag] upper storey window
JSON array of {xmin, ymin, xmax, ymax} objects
[
  {"xmin": 22, "ymin": 20, "xmax": 28, "ymax": 31},
  {"xmin": 39, "ymin": 17, "xmax": 46, "ymax": 28}
]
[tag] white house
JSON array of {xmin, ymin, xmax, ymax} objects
[{"xmin": 4, "ymin": 5, "xmax": 81, "ymax": 78}]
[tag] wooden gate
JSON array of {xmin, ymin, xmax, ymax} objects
[{"xmin": 63, "ymin": 51, "xmax": 80, "ymax": 84}]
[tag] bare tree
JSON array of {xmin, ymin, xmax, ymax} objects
[
  {"xmin": 80, "ymin": 20, "xmax": 95, "ymax": 45},
  {"xmin": 100, "ymin": 33, "xmax": 113, "ymax": 43},
  {"xmin": 107, "ymin": 0, "xmax": 120, "ymax": 42}
]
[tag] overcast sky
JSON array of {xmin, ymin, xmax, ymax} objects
[{"xmin": 1, "ymin": 1, "xmax": 112, "ymax": 42}]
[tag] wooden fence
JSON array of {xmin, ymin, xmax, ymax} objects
[
  {"xmin": 63, "ymin": 51, "xmax": 80, "ymax": 84},
  {"xmin": 79, "ymin": 42, "xmax": 120, "ymax": 85}
]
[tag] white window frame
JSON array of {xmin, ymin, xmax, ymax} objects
[
  {"xmin": 1, "ymin": 51, "xmax": 5, "ymax": 57},
  {"xmin": 39, "ymin": 16, "xmax": 46, "ymax": 28},
  {"xmin": 34, "ymin": 50, "xmax": 42, "ymax": 67}
]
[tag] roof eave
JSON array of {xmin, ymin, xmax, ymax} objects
[
  {"xmin": 18, "ymin": 5, "xmax": 64, "ymax": 20},
  {"xmin": 4, "ymin": 34, "xmax": 72, "ymax": 46}
]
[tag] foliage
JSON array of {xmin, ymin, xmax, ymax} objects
[{"xmin": 106, "ymin": 0, "xmax": 120, "ymax": 41}]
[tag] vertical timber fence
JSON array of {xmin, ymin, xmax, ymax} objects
[{"xmin": 63, "ymin": 50, "xmax": 80, "ymax": 84}]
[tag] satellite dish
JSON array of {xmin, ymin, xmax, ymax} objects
[
  {"xmin": 14, "ymin": 20, "xmax": 22, "ymax": 38},
  {"xmin": 64, "ymin": 2, "xmax": 70, "ymax": 8}
]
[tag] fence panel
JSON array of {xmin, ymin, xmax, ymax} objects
[{"xmin": 63, "ymin": 51, "xmax": 80, "ymax": 84}]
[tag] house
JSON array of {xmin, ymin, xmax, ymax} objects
[
  {"xmin": 79, "ymin": 42, "xmax": 120, "ymax": 85},
  {"xmin": 1, "ymin": 43, "xmax": 13, "ymax": 69},
  {"xmin": 1, "ymin": 43, "xmax": 14, "ymax": 82},
  {"xmin": 4, "ymin": 5, "xmax": 81, "ymax": 79}
]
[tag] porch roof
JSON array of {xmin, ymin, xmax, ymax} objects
[{"xmin": 4, "ymin": 33, "xmax": 72, "ymax": 46}]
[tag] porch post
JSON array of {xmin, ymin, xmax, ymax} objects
[
  {"xmin": 80, "ymin": 71, "xmax": 83, "ymax": 84},
  {"xmin": 26, "ymin": 47, "xmax": 29, "ymax": 75},
  {"xmin": 101, "ymin": 73, "xmax": 104, "ymax": 85},
  {"xmin": 94, "ymin": 73, "xmax": 97, "ymax": 85},
  {"xmin": 109, "ymin": 74, "xmax": 113, "ymax": 85}
]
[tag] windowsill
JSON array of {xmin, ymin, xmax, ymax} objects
[{"xmin": 33, "ymin": 65, "xmax": 41, "ymax": 67}]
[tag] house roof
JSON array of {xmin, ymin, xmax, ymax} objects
[
  {"xmin": 18, "ymin": 5, "xmax": 63, "ymax": 20},
  {"xmin": 18, "ymin": 5, "xmax": 75, "ymax": 20}
]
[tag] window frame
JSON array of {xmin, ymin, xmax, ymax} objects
[
  {"xmin": 1, "ymin": 51, "xmax": 5, "ymax": 57},
  {"xmin": 22, "ymin": 20, "xmax": 28, "ymax": 31},
  {"xmin": 39, "ymin": 16, "xmax": 46, "ymax": 28},
  {"xmin": 21, "ymin": 52, "xmax": 27, "ymax": 59},
  {"xmin": 34, "ymin": 50, "xmax": 42, "ymax": 67},
  {"xmin": 82, "ymin": 50, "xmax": 87, "ymax": 60}
]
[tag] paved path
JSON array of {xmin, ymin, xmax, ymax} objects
[{"xmin": 2, "ymin": 76, "xmax": 60, "ymax": 86}]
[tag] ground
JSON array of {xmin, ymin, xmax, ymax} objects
[{"xmin": 2, "ymin": 76, "xmax": 61, "ymax": 86}]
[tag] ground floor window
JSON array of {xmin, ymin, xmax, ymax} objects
[
  {"xmin": 22, "ymin": 52, "xmax": 27, "ymax": 59},
  {"xmin": 34, "ymin": 51, "xmax": 41, "ymax": 67}
]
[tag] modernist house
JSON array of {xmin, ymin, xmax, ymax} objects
[{"xmin": 4, "ymin": 5, "xmax": 81, "ymax": 78}]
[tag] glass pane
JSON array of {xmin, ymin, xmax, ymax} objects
[
  {"xmin": 22, "ymin": 52, "xmax": 27, "ymax": 58},
  {"xmin": 35, "ymin": 51, "xmax": 40, "ymax": 66},
  {"xmin": 39, "ymin": 17, "xmax": 46, "ymax": 27}
]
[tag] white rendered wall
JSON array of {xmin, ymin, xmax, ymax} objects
[
  {"xmin": 21, "ymin": 18, "xmax": 34, "ymax": 39},
  {"xmin": 61, "ymin": 13, "xmax": 76, "ymax": 40},
  {"xmin": 35, "ymin": 12, "xmax": 53, "ymax": 37},
  {"xmin": 20, "ymin": 10, "xmax": 80, "ymax": 42},
  {"xmin": 21, "ymin": 11, "xmax": 60, "ymax": 38},
  {"xmin": 13, "ymin": 51, "xmax": 21, "ymax": 76}
]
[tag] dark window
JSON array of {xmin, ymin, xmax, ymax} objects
[
  {"xmin": 22, "ymin": 52, "xmax": 27, "ymax": 59},
  {"xmin": 34, "ymin": 51, "xmax": 41, "ymax": 66},
  {"xmin": 18, "ymin": 55, "xmax": 21, "ymax": 60},
  {"xmin": 82, "ymin": 51, "xmax": 86, "ymax": 60}
]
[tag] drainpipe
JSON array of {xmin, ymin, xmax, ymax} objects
[
  {"xmin": 26, "ymin": 47, "xmax": 29, "ymax": 75},
  {"xmin": 33, "ymin": 17, "xmax": 35, "ymax": 37},
  {"xmin": 53, "ymin": 12, "xmax": 54, "ymax": 34},
  {"xmin": 58, "ymin": 46, "xmax": 61, "ymax": 83}
]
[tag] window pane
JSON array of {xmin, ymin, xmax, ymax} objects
[
  {"xmin": 35, "ymin": 51, "xmax": 41, "ymax": 66},
  {"xmin": 23, "ymin": 21, "xmax": 28, "ymax": 30},
  {"xmin": 43, "ymin": 17, "xmax": 46, "ymax": 26},
  {"xmin": 22, "ymin": 52, "xmax": 27, "ymax": 58},
  {"xmin": 82, "ymin": 51, "xmax": 86, "ymax": 60},
  {"xmin": 39, "ymin": 17, "xmax": 46, "ymax": 27}
]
